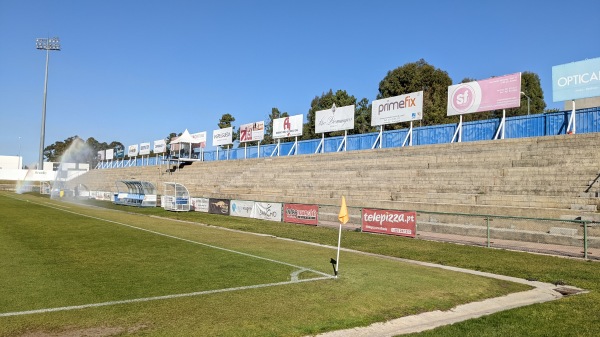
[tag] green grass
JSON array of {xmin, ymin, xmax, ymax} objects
[{"xmin": 1, "ymin": 193, "xmax": 598, "ymax": 336}]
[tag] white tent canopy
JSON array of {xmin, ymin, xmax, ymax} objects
[
  {"xmin": 170, "ymin": 129, "xmax": 199, "ymax": 144},
  {"xmin": 170, "ymin": 129, "xmax": 203, "ymax": 159}
]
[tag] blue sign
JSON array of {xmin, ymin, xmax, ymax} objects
[
  {"xmin": 552, "ymin": 57, "xmax": 600, "ymax": 102},
  {"xmin": 114, "ymin": 145, "xmax": 125, "ymax": 159}
]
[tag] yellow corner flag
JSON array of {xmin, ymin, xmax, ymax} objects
[{"xmin": 338, "ymin": 196, "xmax": 349, "ymax": 224}]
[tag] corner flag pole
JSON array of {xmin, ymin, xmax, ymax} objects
[{"xmin": 335, "ymin": 196, "xmax": 349, "ymax": 277}]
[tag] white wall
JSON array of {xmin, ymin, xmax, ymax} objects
[{"xmin": 0, "ymin": 156, "xmax": 21, "ymax": 170}]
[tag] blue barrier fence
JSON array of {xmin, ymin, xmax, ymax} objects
[{"xmin": 97, "ymin": 107, "xmax": 600, "ymax": 168}]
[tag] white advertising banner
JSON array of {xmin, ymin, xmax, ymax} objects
[
  {"xmin": 230, "ymin": 200, "xmax": 255, "ymax": 218},
  {"xmin": 212, "ymin": 127, "xmax": 233, "ymax": 146},
  {"xmin": 447, "ymin": 73, "xmax": 521, "ymax": 116},
  {"xmin": 251, "ymin": 202, "xmax": 282, "ymax": 222},
  {"xmin": 371, "ymin": 91, "xmax": 424, "ymax": 126},
  {"xmin": 139, "ymin": 142, "xmax": 151, "ymax": 155},
  {"xmin": 315, "ymin": 104, "xmax": 355, "ymax": 133},
  {"xmin": 191, "ymin": 132, "xmax": 207, "ymax": 145},
  {"xmin": 240, "ymin": 121, "xmax": 265, "ymax": 143},
  {"xmin": 97, "ymin": 150, "xmax": 105, "ymax": 161},
  {"xmin": 105, "ymin": 148, "xmax": 114, "ymax": 160},
  {"xmin": 190, "ymin": 197, "xmax": 209, "ymax": 212},
  {"xmin": 273, "ymin": 114, "xmax": 303, "ymax": 139},
  {"xmin": 153, "ymin": 139, "xmax": 166, "ymax": 153},
  {"xmin": 128, "ymin": 144, "xmax": 139, "ymax": 157}
]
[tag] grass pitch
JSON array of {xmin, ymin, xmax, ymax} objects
[{"xmin": 0, "ymin": 192, "xmax": 529, "ymax": 336}]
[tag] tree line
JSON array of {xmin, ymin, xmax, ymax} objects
[{"xmin": 44, "ymin": 59, "xmax": 554, "ymax": 164}]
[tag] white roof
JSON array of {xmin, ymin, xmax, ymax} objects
[{"xmin": 170, "ymin": 129, "xmax": 202, "ymax": 144}]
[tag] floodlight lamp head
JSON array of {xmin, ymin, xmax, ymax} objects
[{"xmin": 35, "ymin": 37, "xmax": 61, "ymax": 51}]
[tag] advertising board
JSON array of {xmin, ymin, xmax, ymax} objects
[
  {"xmin": 552, "ymin": 57, "xmax": 600, "ymax": 102},
  {"xmin": 153, "ymin": 139, "xmax": 166, "ymax": 154},
  {"xmin": 315, "ymin": 104, "xmax": 355, "ymax": 133},
  {"xmin": 273, "ymin": 114, "xmax": 303, "ymax": 139},
  {"xmin": 230, "ymin": 200, "xmax": 255, "ymax": 218},
  {"xmin": 371, "ymin": 91, "xmax": 424, "ymax": 126},
  {"xmin": 283, "ymin": 203, "xmax": 318, "ymax": 225},
  {"xmin": 361, "ymin": 208, "xmax": 416, "ymax": 238},
  {"xmin": 212, "ymin": 127, "xmax": 233, "ymax": 146},
  {"xmin": 240, "ymin": 121, "xmax": 265, "ymax": 143},
  {"xmin": 251, "ymin": 202, "xmax": 282, "ymax": 222},
  {"xmin": 127, "ymin": 144, "xmax": 139, "ymax": 157},
  {"xmin": 190, "ymin": 197, "xmax": 209, "ymax": 212},
  {"xmin": 447, "ymin": 73, "xmax": 521, "ymax": 116},
  {"xmin": 139, "ymin": 142, "xmax": 151, "ymax": 155},
  {"xmin": 208, "ymin": 198, "xmax": 230, "ymax": 215}
]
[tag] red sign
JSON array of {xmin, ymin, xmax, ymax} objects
[
  {"xmin": 362, "ymin": 209, "xmax": 416, "ymax": 238},
  {"xmin": 283, "ymin": 204, "xmax": 318, "ymax": 226}
]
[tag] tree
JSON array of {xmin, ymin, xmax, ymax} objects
[
  {"xmin": 262, "ymin": 107, "xmax": 289, "ymax": 145},
  {"xmin": 354, "ymin": 98, "xmax": 376, "ymax": 134},
  {"xmin": 43, "ymin": 136, "xmax": 79, "ymax": 162},
  {"xmin": 218, "ymin": 113, "xmax": 237, "ymax": 148},
  {"xmin": 377, "ymin": 59, "xmax": 453, "ymax": 127},
  {"xmin": 304, "ymin": 89, "xmax": 357, "ymax": 140},
  {"xmin": 512, "ymin": 71, "xmax": 546, "ymax": 116},
  {"xmin": 44, "ymin": 136, "xmax": 123, "ymax": 165}
]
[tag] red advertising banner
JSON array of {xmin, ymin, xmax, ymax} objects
[
  {"xmin": 283, "ymin": 203, "xmax": 318, "ymax": 226},
  {"xmin": 362, "ymin": 208, "xmax": 416, "ymax": 238}
]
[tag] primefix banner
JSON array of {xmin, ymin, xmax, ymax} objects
[
  {"xmin": 447, "ymin": 73, "xmax": 521, "ymax": 116},
  {"xmin": 230, "ymin": 200, "xmax": 255, "ymax": 218},
  {"xmin": 105, "ymin": 148, "xmax": 114, "ymax": 160},
  {"xmin": 212, "ymin": 127, "xmax": 233, "ymax": 146},
  {"xmin": 153, "ymin": 139, "xmax": 166, "ymax": 154},
  {"xmin": 315, "ymin": 104, "xmax": 355, "ymax": 134},
  {"xmin": 552, "ymin": 57, "xmax": 600, "ymax": 102},
  {"xmin": 371, "ymin": 91, "xmax": 424, "ymax": 126},
  {"xmin": 190, "ymin": 197, "xmax": 209, "ymax": 212},
  {"xmin": 273, "ymin": 114, "xmax": 303, "ymax": 139},
  {"xmin": 362, "ymin": 208, "xmax": 417, "ymax": 238},
  {"xmin": 139, "ymin": 142, "xmax": 151, "ymax": 156},
  {"xmin": 283, "ymin": 203, "xmax": 318, "ymax": 226},
  {"xmin": 240, "ymin": 121, "xmax": 265, "ymax": 143},
  {"xmin": 251, "ymin": 202, "xmax": 282, "ymax": 222},
  {"xmin": 127, "ymin": 144, "xmax": 139, "ymax": 157}
]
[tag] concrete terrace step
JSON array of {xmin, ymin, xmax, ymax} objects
[{"xmin": 69, "ymin": 132, "xmax": 600, "ymax": 220}]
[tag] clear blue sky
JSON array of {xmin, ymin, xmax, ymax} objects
[{"xmin": 1, "ymin": 0, "xmax": 599, "ymax": 166}]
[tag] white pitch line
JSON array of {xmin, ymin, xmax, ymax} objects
[
  {"xmin": 0, "ymin": 276, "xmax": 332, "ymax": 317},
  {"xmin": 0, "ymin": 195, "xmax": 336, "ymax": 317},
  {"xmin": 18, "ymin": 196, "xmax": 333, "ymax": 279}
]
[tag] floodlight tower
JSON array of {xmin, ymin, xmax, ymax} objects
[{"xmin": 36, "ymin": 37, "xmax": 61, "ymax": 170}]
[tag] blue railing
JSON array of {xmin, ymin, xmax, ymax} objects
[{"xmin": 97, "ymin": 107, "xmax": 600, "ymax": 169}]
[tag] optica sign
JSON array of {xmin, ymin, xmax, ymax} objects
[
  {"xmin": 362, "ymin": 208, "xmax": 416, "ymax": 238},
  {"xmin": 552, "ymin": 57, "xmax": 600, "ymax": 102}
]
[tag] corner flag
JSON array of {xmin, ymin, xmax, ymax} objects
[
  {"xmin": 338, "ymin": 196, "xmax": 349, "ymax": 224},
  {"xmin": 334, "ymin": 196, "xmax": 348, "ymax": 277}
]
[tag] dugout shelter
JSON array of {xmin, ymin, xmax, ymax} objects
[
  {"xmin": 113, "ymin": 180, "xmax": 157, "ymax": 207},
  {"xmin": 162, "ymin": 182, "xmax": 190, "ymax": 211}
]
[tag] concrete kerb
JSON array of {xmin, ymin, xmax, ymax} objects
[{"xmin": 307, "ymin": 246, "xmax": 586, "ymax": 337}]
